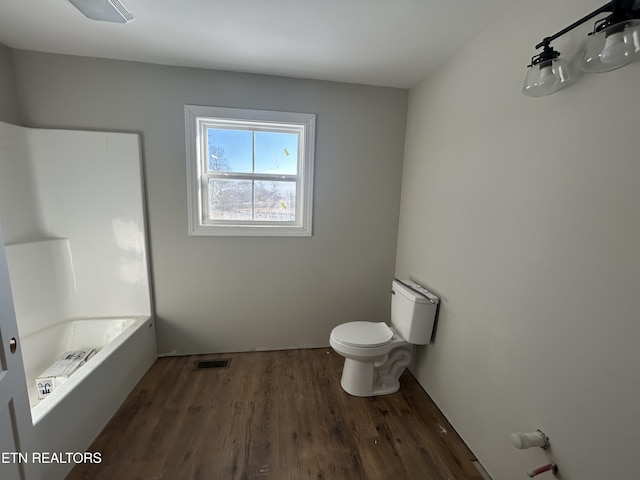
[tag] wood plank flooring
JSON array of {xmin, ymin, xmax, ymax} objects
[{"xmin": 67, "ymin": 349, "xmax": 483, "ymax": 480}]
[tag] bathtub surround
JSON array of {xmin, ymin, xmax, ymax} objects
[
  {"xmin": 10, "ymin": 51, "xmax": 408, "ymax": 355},
  {"xmin": 0, "ymin": 121, "xmax": 42, "ymax": 244},
  {"xmin": 0, "ymin": 123, "xmax": 152, "ymax": 321},
  {"xmin": 396, "ymin": 0, "xmax": 640, "ymax": 479},
  {"xmin": 0, "ymin": 121, "xmax": 155, "ymax": 480},
  {"xmin": 4, "ymin": 239, "xmax": 75, "ymax": 337},
  {"xmin": 26, "ymin": 128, "xmax": 151, "ymax": 318}
]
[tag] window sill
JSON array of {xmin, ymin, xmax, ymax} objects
[{"xmin": 189, "ymin": 223, "xmax": 312, "ymax": 237}]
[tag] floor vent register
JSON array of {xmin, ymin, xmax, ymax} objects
[{"xmin": 194, "ymin": 359, "xmax": 230, "ymax": 370}]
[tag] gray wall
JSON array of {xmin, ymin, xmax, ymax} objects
[
  {"xmin": 12, "ymin": 50, "xmax": 408, "ymax": 355},
  {"xmin": 0, "ymin": 43, "xmax": 21, "ymax": 124},
  {"xmin": 397, "ymin": 0, "xmax": 640, "ymax": 479},
  {"xmin": 0, "ymin": 42, "xmax": 40, "ymax": 244}
]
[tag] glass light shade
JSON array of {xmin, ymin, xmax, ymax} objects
[
  {"xmin": 67, "ymin": 0, "xmax": 134, "ymax": 23},
  {"xmin": 522, "ymin": 58, "xmax": 571, "ymax": 97},
  {"xmin": 581, "ymin": 19, "xmax": 640, "ymax": 72}
]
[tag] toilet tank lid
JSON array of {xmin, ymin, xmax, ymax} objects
[{"xmin": 393, "ymin": 279, "xmax": 439, "ymax": 304}]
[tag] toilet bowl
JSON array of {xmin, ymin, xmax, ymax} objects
[
  {"xmin": 330, "ymin": 321, "xmax": 413, "ymax": 396},
  {"xmin": 329, "ymin": 280, "xmax": 439, "ymax": 397}
]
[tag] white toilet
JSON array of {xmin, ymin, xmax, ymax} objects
[{"xmin": 329, "ymin": 279, "xmax": 439, "ymax": 397}]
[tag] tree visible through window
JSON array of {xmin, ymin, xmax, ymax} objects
[{"xmin": 185, "ymin": 106, "xmax": 315, "ymax": 236}]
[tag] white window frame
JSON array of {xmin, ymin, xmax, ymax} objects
[{"xmin": 185, "ymin": 105, "xmax": 315, "ymax": 236}]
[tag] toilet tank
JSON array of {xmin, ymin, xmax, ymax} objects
[{"xmin": 390, "ymin": 280, "xmax": 439, "ymax": 344}]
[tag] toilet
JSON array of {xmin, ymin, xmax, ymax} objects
[{"xmin": 329, "ymin": 279, "xmax": 439, "ymax": 397}]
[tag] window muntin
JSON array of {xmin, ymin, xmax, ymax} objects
[{"xmin": 185, "ymin": 106, "xmax": 315, "ymax": 236}]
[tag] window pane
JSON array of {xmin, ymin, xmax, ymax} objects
[
  {"xmin": 254, "ymin": 181, "xmax": 296, "ymax": 221},
  {"xmin": 254, "ymin": 131, "xmax": 298, "ymax": 175},
  {"xmin": 206, "ymin": 128, "xmax": 252, "ymax": 173},
  {"xmin": 208, "ymin": 178, "xmax": 252, "ymax": 220}
]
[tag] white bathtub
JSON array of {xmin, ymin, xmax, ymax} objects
[
  {"xmin": 1, "ymin": 126, "xmax": 154, "ymax": 479},
  {"xmin": 20, "ymin": 316, "xmax": 156, "ymax": 480}
]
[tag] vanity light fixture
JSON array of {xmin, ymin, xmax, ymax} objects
[
  {"xmin": 523, "ymin": 0, "xmax": 640, "ymax": 97},
  {"xmin": 67, "ymin": 0, "xmax": 134, "ymax": 23}
]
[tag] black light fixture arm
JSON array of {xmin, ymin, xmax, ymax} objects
[{"xmin": 534, "ymin": 2, "xmax": 614, "ymax": 49}]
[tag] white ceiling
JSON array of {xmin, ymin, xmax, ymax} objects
[{"xmin": 0, "ymin": 0, "xmax": 516, "ymax": 88}]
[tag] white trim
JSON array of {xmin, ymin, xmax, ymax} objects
[{"xmin": 185, "ymin": 105, "xmax": 315, "ymax": 236}]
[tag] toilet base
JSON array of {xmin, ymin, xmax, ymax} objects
[{"xmin": 338, "ymin": 346, "xmax": 412, "ymax": 397}]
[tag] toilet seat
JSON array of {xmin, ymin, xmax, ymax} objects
[{"xmin": 330, "ymin": 321, "xmax": 393, "ymax": 347}]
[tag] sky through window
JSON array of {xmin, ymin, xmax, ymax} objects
[{"xmin": 207, "ymin": 128, "xmax": 298, "ymax": 174}]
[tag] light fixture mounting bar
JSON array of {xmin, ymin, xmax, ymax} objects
[{"xmin": 535, "ymin": 2, "xmax": 614, "ymax": 49}]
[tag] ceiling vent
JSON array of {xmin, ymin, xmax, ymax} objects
[{"xmin": 67, "ymin": 0, "xmax": 134, "ymax": 23}]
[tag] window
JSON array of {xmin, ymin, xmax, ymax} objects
[{"xmin": 185, "ymin": 105, "xmax": 315, "ymax": 236}]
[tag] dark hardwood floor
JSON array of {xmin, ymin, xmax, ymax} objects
[{"xmin": 67, "ymin": 349, "xmax": 483, "ymax": 480}]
